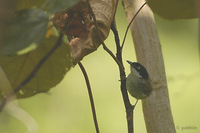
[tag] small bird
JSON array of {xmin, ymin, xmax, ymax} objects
[{"xmin": 126, "ymin": 61, "xmax": 152, "ymax": 106}]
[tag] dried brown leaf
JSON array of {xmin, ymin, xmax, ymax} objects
[{"xmin": 52, "ymin": 0, "xmax": 117, "ymax": 65}]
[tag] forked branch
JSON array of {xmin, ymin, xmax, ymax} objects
[
  {"xmin": 111, "ymin": 21, "xmax": 134, "ymax": 133},
  {"xmin": 110, "ymin": 2, "xmax": 148, "ymax": 133}
]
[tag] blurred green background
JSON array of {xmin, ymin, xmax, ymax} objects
[{"xmin": 0, "ymin": 3, "xmax": 199, "ymax": 133}]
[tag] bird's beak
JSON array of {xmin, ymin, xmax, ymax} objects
[{"xmin": 127, "ymin": 60, "xmax": 133, "ymax": 65}]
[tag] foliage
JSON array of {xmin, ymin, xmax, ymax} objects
[
  {"xmin": 0, "ymin": 0, "xmax": 78, "ymax": 99},
  {"xmin": 0, "ymin": 36, "xmax": 72, "ymax": 98},
  {"xmin": 0, "ymin": 8, "xmax": 49, "ymax": 55}
]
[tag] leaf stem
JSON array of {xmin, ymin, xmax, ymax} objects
[{"xmin": 78, "ymin": 62, "xmax": 100, "ymax": 133}]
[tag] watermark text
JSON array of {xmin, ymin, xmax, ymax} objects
[{"xmin": 176, "ymin": 125, "xmax": 198, "ymax": 131}]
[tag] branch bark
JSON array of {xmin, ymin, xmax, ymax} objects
[
  {"xmin": 111, "ymin": 21, "xmax": 133, "ymax": 133},
  {"xmin": 122, "ymin": 0, "xmax": 176, "ymax": 132}
]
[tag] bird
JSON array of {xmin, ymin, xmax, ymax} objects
[{"xmin": 126, "ymin": 60, "xmax": 152, "ymax": 107}]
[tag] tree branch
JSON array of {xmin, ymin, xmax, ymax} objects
[
  {"xmin": 111, "ymin": 2, "xmax": 147, "ymax": 132},
  {"xmin": 78, "ymin": 62, "xmax": 100, "ymax": 133},
  {"xmin": 0, "ymin": 33, "xmax": 64, "ymax": 112},
  {"xmin": 111, "ymin": 21, "xmax": 133, "ymax": 133}
]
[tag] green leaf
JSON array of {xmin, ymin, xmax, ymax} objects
[
  {"xmin": 16, "ymin": 0, "xmax": 46, "ymax": 10},
  {"xmin": 0, "ymin": 36, "xmax": 72, "ymax": 98},
  {"xmin": 0, "ymin": 8, "xmax": 49, "ymax": 55},
  {"xmin": 41, "ymin": 0, "xmax": 79, "ymax": 14}
]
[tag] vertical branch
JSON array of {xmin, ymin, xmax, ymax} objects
[
  {"xmin": 122, "ymin": 0, "xmax": 176, "ymax": 132},
  {"xmin": 78, "ymin": 62, "xmax": 100, "ymax": 133},
  {"xmin": 111, "ymin": 21, "xmax": 133, "ymax": 133},
  {"xmin": 111, "ymin": 2, "xmax": 148, "ymax": 133}
]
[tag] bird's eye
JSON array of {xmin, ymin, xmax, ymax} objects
[{"xmin": 137, "ymin": 66, "xmax": 141, "ymax": 69}]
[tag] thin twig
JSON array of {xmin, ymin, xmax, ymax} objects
[
  {"xmin": 101, "ymin": 42, "xmax": 124, "ymax": 71},
  {"xmin": 78, "ymin": 62, "xmax": 100, "ymax": 133},
  {"xmin": 121, "ymin": 2, "xmax": 147, "ymax": 49},
  {"xmin": 111, "ymin": 21, "xmax": 133, "ymax": 133},
  {"xmin": 86, "ymin": 1, "xmax": 124, "ymax": 72},
  {"xmin": 0, "ymin": 33, "xmax": 64, "ymax": 112}
]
